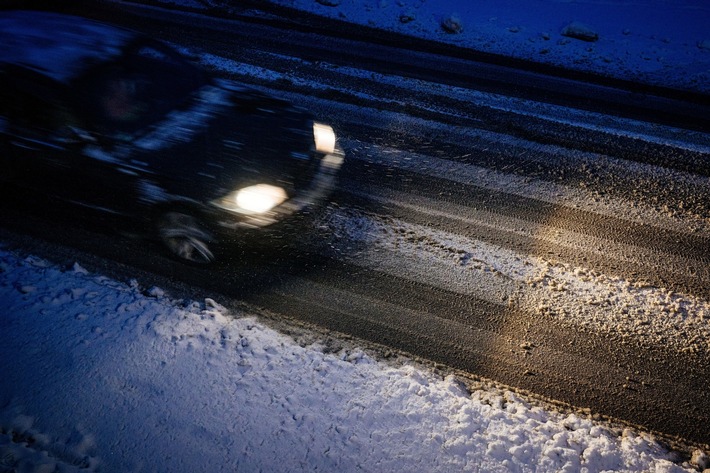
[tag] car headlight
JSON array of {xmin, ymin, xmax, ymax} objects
[
  {"xmin": 313, "ymin": 122, "xmax": 336, "ymax": 154},
  {"xmin": 213, "ymin": 184, "xmax": 288, "ymax": 214}
]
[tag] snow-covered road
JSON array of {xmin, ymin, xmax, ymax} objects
[{"xmin": 2, "ymin": 0, "xmax": 710, "ymax": 471}]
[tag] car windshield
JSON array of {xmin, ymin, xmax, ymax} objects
[{"xmin": 74, "ymin": 39, "xmax": 209, "ymax": 134}]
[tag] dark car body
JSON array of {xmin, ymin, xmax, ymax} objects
[{"xmin": 0, "ymin": 10, "xmax": 343, "ymax": 263}]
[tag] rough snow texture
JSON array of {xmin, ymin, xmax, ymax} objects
[
  {"xmin": 256, "ymin": 0, "xmax": 710, "ymax": 93},
  {"xmin": 0, "ymin": 248, "xmax": 704, "ymax": 472},
  {"xmin": 561, "ymin": 21, "xmax": 599, "ymax": 42}
]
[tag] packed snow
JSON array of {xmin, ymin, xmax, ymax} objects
[
  {"xmin": 1, "ymin": 248, "xmax": 708, "ymax": 472},
  {"xmin": 2, "ymin": 0, "xmax": 710, "ymax": 471}
]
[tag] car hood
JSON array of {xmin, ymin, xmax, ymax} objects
[{"xmin": 126, "ymin": 80, "xmax": 320, "ymax": 202}]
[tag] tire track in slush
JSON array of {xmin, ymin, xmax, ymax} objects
[{"xmin": 332, "ymin": 148, "xmax": 710, "ymax": 285}]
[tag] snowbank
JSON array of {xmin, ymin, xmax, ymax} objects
[{"xmin": 1, "ymin": 248, "xmax": 705, "ymax": 472}]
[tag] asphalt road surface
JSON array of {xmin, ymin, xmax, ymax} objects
[{"xmin": 2, "ymin": 0, "xmax": 709, "ymax": 449}]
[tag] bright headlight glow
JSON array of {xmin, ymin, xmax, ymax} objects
[
  {"xmin": 234, "ymin": 184, "xmax": 288, "ymax": 214},
  {"xmin": 313, "ymin": 122, "xmax": 336, "ymax": 154}
]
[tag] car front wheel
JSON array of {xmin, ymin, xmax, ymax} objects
[{"xmin": 157, "ymin": 211, "xmax": 215, "ymax": 264}]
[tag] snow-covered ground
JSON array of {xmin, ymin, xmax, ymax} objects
[
  {"xmin": 1, "ymin": 247, "xmax": 708, "ymax": 472},
  {"xmin": 236, "ymin": 0, "xmax": 709, "ymax": 93},
  {"xmin": 2, "ymin": 1, "xmax": 710, "ymax": 471}
]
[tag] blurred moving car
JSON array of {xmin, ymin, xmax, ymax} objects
[{"xmin": 0, "ymin": 10, "xmax": 344, "ymax": 263}]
